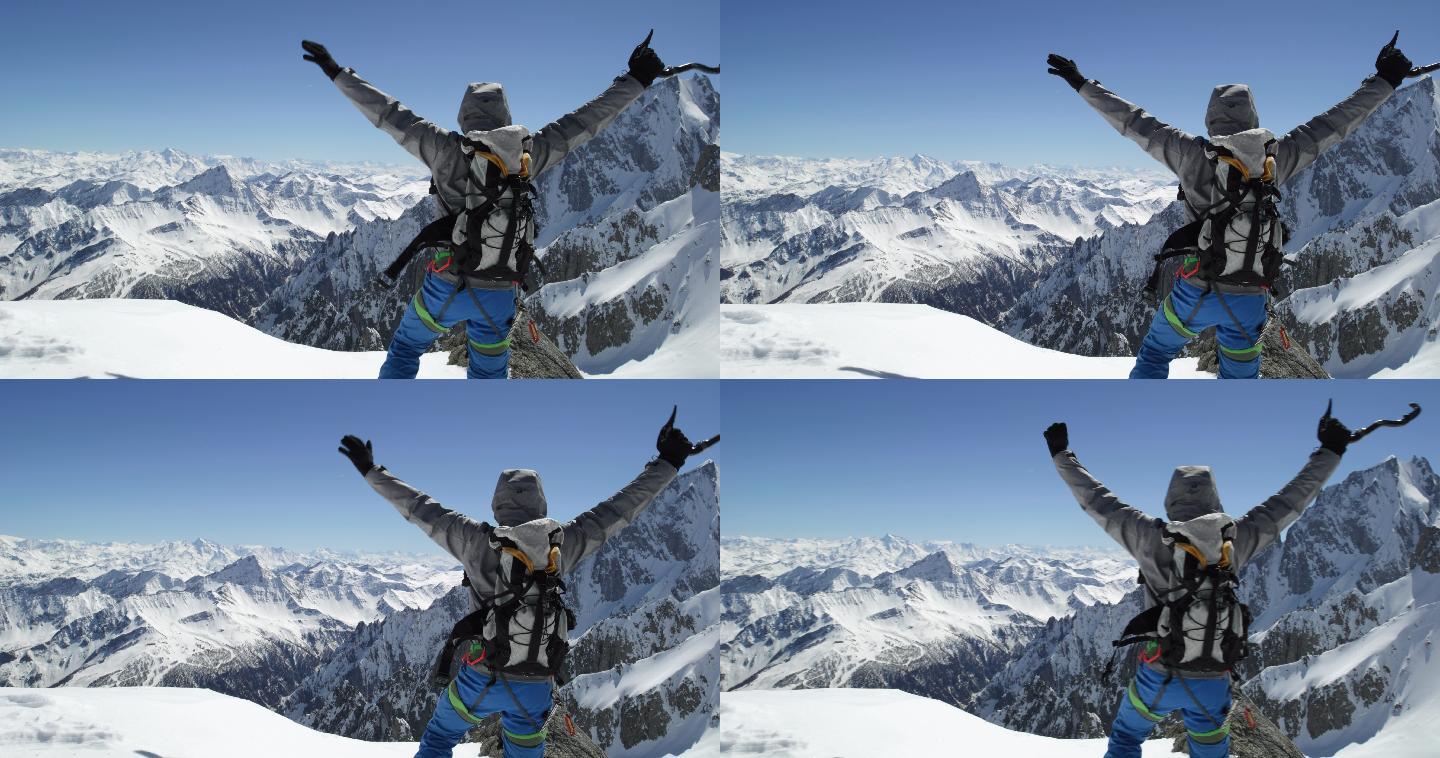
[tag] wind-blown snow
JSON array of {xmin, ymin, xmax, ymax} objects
[
  {"xmin": 0, "ymin": 299, "xmax": 462, "ymax": 378},
  {"xmin": 0, "ymin": 687, "xmax": 415, "ymax": 757},
  {"xmin": 720, "ymin": 302, "xmax": 1205, "ymax": 378},
  {"xmin": 721, "ymin": 689, "xmax": 1172, "ymax": 756}
]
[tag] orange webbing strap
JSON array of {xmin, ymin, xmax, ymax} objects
[
  {"xmin": 502, "ymin": 545, "xmax": 561, "ymax": 574},
  {"xmin": 502, "ymin": 546, "xmax": 535, "ymax": 572},
  {"xmin": 1218, "ymin": 156, "xmax": 1252, "ymax": 183},
  {"xmin": 473, "ymin": 151, "xmax": 531, "ymax": 179},
  {"xmin": 1177, "ymin": 542, "xmax": 1209, "ymax": 569}
]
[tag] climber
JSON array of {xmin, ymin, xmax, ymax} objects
[
  {"xmin": 1046, "ymin": 34, "xmax": 1415, "ymax": 379},
  {"xmin": 1042, "ymin": 412, "xmax": 1351, "ymax": 758},
  {"xmin": 301, "ymin": 33, "xmax": 669, "ymax": 379},
  {"xmin": 337, "ymin": 407, "xmax": 717, "ymax": 758}
]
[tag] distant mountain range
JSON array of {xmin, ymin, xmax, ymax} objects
[
  {"xmin": 724, "ymin": 77, "xmax": 1440, "ymax": 377},
  {"xmin": 724, "ymin": 456, "xmax": 1440, "ymax": 757},
  {"xmin": 1, "ymin": 74, "xmax": 720, "ymax": 377}
]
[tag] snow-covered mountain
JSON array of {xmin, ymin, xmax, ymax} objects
[
  {"xmin": 1, "ymin": 73, "xmax": 720, "ymax": 377},
  {"xmin": 248, "ymin": 74, "xmax": 720, "ymax": 377},
  {"xmin": 721, "ymin": 535, "xmax": 1132, "ymax": 707},
  {"xmin": 725, "ymin": 77, "xmax": 1440, "ymax": 378},
  {"xmin": 721, "ymin": 153, "xmax": 1173, "ymax": 323},
  {"xmin": 725, "ymin": 457, "xmax": 1440, "ymax": 757},
  {"xmin": 0, "ymin": 536, "xmax": 456, "ymax": 708},
  {"xmin": 284, "ymin": 462, "xmax": 721, "ymax": 757},
  {"xmin": 1005, "ymin": 77, "xmax": 1440, "ymax": 377},
  {"xmin": 1, "ymin": 467, "xmax": 719, "ymax": 757},
  {"xmin": 967, "ymin": 456, "xmax": 1440, "ymax": 758},
  {"xmin": 0, "ymin": 150, "xmax": 426, "ymax": 321}
]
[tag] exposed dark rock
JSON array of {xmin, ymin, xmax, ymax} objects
[
  {"xmin": 442, "ymin": 309, "xmax": 584, "ymax": 379},
  {"xmin": 1191, "ymin": 319, "xmax": 1330, "ymax": 378},
  {"xmin": 1157, "ymin": 689, "xmax": 1303, "ymax": 758},
  {"xmin": 472, "ymin": 705, "xmax": 605, "ymax": 758}
]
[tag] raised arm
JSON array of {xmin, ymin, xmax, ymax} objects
[
  {"xmin": 1048, "ymin": 54, "xmax": 1206, "ymax": 178},
  {"xmin": 559, "ymin": 458, "xmax": 678, "ymax": 569},
  {"xmin": 1275, "ymin": 34, "xmax": 1411, "ymax": 183},
  {"xmin": 301, "ymin": 41, "xmax": 458, "ymax": 170},
  {"xmin": 1046, "ymin": 423, "xmax": 1162, "ymax": 556},
  {"xmin": 1274, "ymin": 79, "xmax": 1394, "ymax": 182},
  {"xmin": 559, "ymin": 406, "xmax": 718, "ymax": 569},
  {"xmin": 1232, "ymin": 416, "xmax": 1350, "ymax": 565},
  {"xmin": 530, "ymin": 31, "xmax": 666, "ymax": 176},
  {"xmin": 339, "ymin": 436, "xmax": 487, "ymax": 562},
  {"xmin": 529, "ymin": 75, "xmax": 646, "ymax": 176}
]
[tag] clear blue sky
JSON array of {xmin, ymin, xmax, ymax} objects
[
  {"xmin": 723, "ymin": 0, "xmax": 1440, "ymax": 166},
  {"xmin": 0, "ymin": 0, "xmax": 719, "ymax": 163},
  {"xmin": 0, "ymin": 381, "xmax": 721, "ymax": 554},
  {"xmin": 723, "ymin": 380, "xmax": 1437, "ymax": 548}
]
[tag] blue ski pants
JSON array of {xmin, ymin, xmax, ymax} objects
[
  {"xmin": 1130, "ymin": 278, "xmax": 1267, "ymax": 380},
  {"xmin": 1106, "ymin": 664, "xmax": 1232, "ymax": 758},
  {"xmin": 415, "ymin": 665, "xmax": 553, "ymax": 758},
  {"xmin": 379, "ymin": 271, "xmax": 516, "ymax": 380}
]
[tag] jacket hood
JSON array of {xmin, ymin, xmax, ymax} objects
[
  {"xmin": 492, "ymin": 469, "xmax": 546, "ymax": 526},
  {"xmin": 459, "ymin": 83, "xmax": 511, "ymax": 132},
  {"xmin": 1206, "ymin": 84, "xmax": 1260, "ymax": 137},
  {"xmin": 1165, "ymin": 466, "xmax": 1223, "ymax": 521}
]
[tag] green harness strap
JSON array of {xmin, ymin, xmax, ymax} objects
[
  {"xmin": 413, "ymin": 292, "xmax": 448, "ymax": 334},
  {"xmin": 1162, "ymin": 295, "xmax": 1200, "ymax": 340},
  {"xmin": 502, "ymin": 726, "xmax": 548, "ymax": 748},
  {"xmin": 445, "ymin": 673, "xmax": 547, "ymax": 747},
  {"xmin": 1188, "ymin": 722, "xmax": 1231, "ymax": 744},
  {"xmin": 469, "ymin": 337, "xmax": 511, "ymax": 356},
  {"xmin": 446, "ymin": 679, "xmax": 486, "ymax": 725},
  {"xmin": 412, "ymin": 286, "xmax": 513, "ymax": 359},
  {"xmin": 1218, "ymin": 340, "xmax": 1263, "ymax": 362},
  {"xmin": 1126, "ymin": 679, "xmax": 1166, "ymax": 723}
]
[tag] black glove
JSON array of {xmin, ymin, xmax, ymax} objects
[
  {"xmin": 1375, "ymin": 31, "xmax": 1413, "ymax": 89},
  {"xmin": 656, "ymin": 407, "xmax": 696, "ymax": 469},
  {"xmin": 1044, "ymin": 422, "xmax": 1069, "ymax": 457},
  {"xmin": 338, "ymin": 435, "xmax": 375, "ymax": 475},
  {"xmin": 1047, "ymin": 54, "xmax": 1086, "ymax": 91},
  {"xmin": 302, "ymin": 40, "xmax": 344, "ymax": 80},
  {"xmin": 628, "ymin": 30, "xmax": 666, "ymax": 87},
  {"xmin": 1317, "ymin": 415, "xmax": 1352, "ymax": 456}
]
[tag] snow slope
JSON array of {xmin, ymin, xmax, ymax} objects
[
  {"xmin": 0, "ymin": 687, "xmax": 415, "ymax": 757},
  {"xmin": 721, "ymin": 688, "xmax": 1171, "ymax": 757},
  {"xmin": 0, "ymin": 299, "xmax": 463, "ymax": 378},
  {"xmin": 720, "ymin": 302, "xmax": 1205, "ymax": 378}
]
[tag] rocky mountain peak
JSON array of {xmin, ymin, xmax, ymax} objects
[
  {"xmin": 930, "ymin": 170, "xmax": 986, "ymax": 202},
  {"xmin": 205, "ymin": 554, "xmax": 271, "ymax": 586},
  {"xmin": 892, "ymin": 550, "xmax": 962, "ymax": 584},
  {"xmin": 174, "ymin": 164, "xmax": 239, "ymax": 197}
]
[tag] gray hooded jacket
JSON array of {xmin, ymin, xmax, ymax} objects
[
  {"xmin": 364, "ymin": 458, "xmax": 676, "ymax": 612},
  {"xmin": 1077, "ymin": 78, "xmax": 1394, "ymax": 224},
  {"xmin": 1052, "ymin": 448, "xmax": 1341, "ymax": 674},
  {"xmin": 332, "ymin": 70, "xmax": 646, "ymax": 216}
]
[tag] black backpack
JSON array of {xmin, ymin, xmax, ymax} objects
[
  {"xmin": 1147, "ymin": 130, "xmax": 1290, "ymax": 299},
  {"xmin": 431, "ymin": 522, "xmax": 576, "ymax": 686},
  {"xmin": 1113, "ymin": 516, "xmax": 1252, "ymax": 672},
  {"xmin": 382, "ymin": 140, "xmax": 545, "ymax": 289}
]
